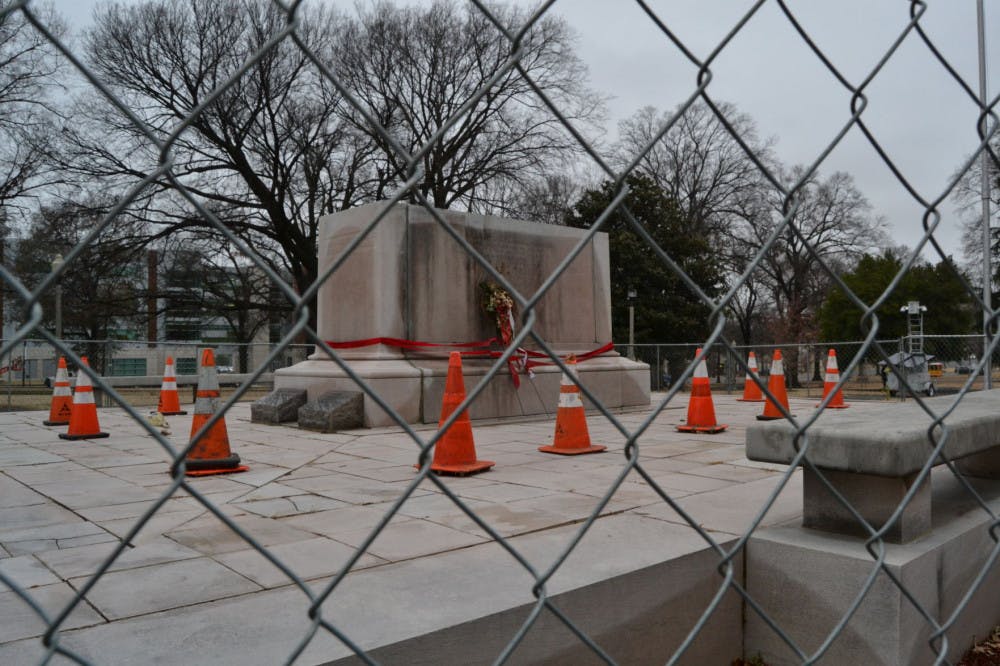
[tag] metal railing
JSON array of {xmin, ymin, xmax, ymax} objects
[{"xmin": 1, "ymin": 1, "xmax": 998, "ymax": 664}]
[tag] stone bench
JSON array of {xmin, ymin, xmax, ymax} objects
[{"xmin": 746, "ymin": 390, "xmax": 1000, "ymax": 543}]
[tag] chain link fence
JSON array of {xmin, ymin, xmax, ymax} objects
[{"xmin": 1, "ymin": 0, "xmax": 999, "ymax": 664}]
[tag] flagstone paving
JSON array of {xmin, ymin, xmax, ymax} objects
[{"xmin": 0, "ymin": 392, "xmax": 810, "ymax": 663}]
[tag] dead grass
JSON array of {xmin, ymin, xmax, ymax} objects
[{"xmin": 959, "ymin": 626, "xmax": 1000, "ymax": 666}]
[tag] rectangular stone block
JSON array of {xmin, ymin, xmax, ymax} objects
[
  {"xmin": 803, "ymin": 467, "xmax": 931, "ymax": 544},
  {"xmin": 251, "ymin": 388, "xmax": 307, "ymax": 424},
  {"xmin": 298, "ymin": 391, "xmax": 364, "ymax": 432}
]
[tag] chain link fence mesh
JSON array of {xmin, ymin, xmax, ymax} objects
[{"xmin": 1, "ymin": 0, "xmax": 999, "ymax": 664}]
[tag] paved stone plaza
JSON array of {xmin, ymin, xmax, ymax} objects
[{"xmin": 0, "ymin": 394, "xmax": 805, "ymax": 664}]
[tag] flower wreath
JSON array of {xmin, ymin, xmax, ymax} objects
[{"xmin": 478, "ymin": 279, "xmax": 516, "ymax": 348}]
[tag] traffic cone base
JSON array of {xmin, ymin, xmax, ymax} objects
[
  {"xmin": 185, "ymin": 460, "xmax": 249, "ymax": 477},
  {"xmin": 426, "ymin": 459, "xmax": 496, "ymax": 475},
  {"xmin": 736, "ymin": 397, "xmax": 766, "ymax": 403},
  {"xmin": 815, "ymin": 401, "xmax": 850, "ymax": 409},
  {"xmin": 59, "ymin": 431, "xmax": 109, "ymax": 440},
  {"xmin": 538, "ymin": 443, "xmax": 606, "ymax": 455},
  {"xmin": 418, "ymin": 352, "xmax": 494, "ymax": 476},
  {"xmin": 160, "ymin": 409, "xmax": 188, "ymax": 416},
  {"xmin": 676, "ymin": 423, "xmax": 729, "ymax": 434},
  {"xmin": 43, "ymin": 412, "xmax": 73, "ymax": 427}
]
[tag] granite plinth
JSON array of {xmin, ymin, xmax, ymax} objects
[{"xmin": 275, "ymin": 201, "xmax": 650, "ymax": 425}]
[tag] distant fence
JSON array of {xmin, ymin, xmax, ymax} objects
[
  {"xmin": 619, "ymin": 334, "xmax": 991, "ymax": 392},
  {"xmin": 0, "ymin": 338, "xmax": 316, "ymax": 384},
  {"xmin": 1, "ymin": 334, "xmax": 988, "ymax": 392}
]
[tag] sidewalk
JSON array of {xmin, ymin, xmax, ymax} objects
[{"xmin": 0, "ymin": 394, "xmax": 805, "ymax": 664}]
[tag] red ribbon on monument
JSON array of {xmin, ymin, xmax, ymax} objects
[{"xmin": 323, "ymin": 337, "xmax": 614, "ymax": 388}]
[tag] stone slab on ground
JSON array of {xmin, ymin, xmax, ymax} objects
[
  {"xmin": 251, "ymin": 388, "xmax": 308, "ymax": 424},
  {"xmin": 298, "ymin": 391, "xmax": 364, "ymax": 432}
]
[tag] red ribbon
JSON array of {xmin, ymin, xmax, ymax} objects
[{"xmin": 323, "ymin": 337, "xmax": 614, "ymax": 388}]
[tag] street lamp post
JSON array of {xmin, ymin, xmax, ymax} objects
[
  {"xmin": 51, "ymin": 254, "xmax": 63, "ymax": 341},
  {"xmin": 977, "ymin": 0, "xmax": 992, "ymax": 390},
  {"xmin": 627, "ymin": 287, "xmax": 637, "ymax": 361}
]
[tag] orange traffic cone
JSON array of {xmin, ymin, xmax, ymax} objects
[
  {"xmin": 676, "ymin": 348, "xmax": 727, "ymax": 433},
  {"xmin": 43, "ymin": 356, "xmax": 73, "ymax": 426},
  {"xmin": 737, "ymin": 351, "xmax": 765, "ymax": 402},
  {"xmin": 540, "ymin": 355, "xmax": 606, "ymax": 455},
  {"xmin": 183, "ymin": 349, "xmax": 248, "ymax": 476},
  {"xmin": 757, "ymin": 349, "xmax": 791, "ymax": 421},
  {"xmin": 421, "ymin": 352, "xmax": 494, "ymax": 475},
  {"xmin": 59, "ymin": 357, "xmax": 108, "ymax": 440},
  {"xmin": 157, "ymin": 356, "xmax": 187, "ymax": 416},
  {"xmin": 816, "ymin": 348, "xmax": 849, "ymax": 409}
]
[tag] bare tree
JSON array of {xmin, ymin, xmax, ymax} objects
[
  {"xmin": 14, "ymin": 199, "xmax": 147, "ymax": 371},
  {"xmin": 612, "ymin": 101, "xmax": 779, "ymax": 343},
  {"xmin": 0, "ymin": 3, "xmax": 67, "ymax": 334},
  {"xmin": 63, "ymin": 0, "xmax": 389, "ymax": 321},
  {"xmin": 612, "ymin": 101, "xmax": 771, "ymax": 237},
  {"xmin": 159, "ymin": 231, "xmax": 289, "ymax": 371},
  {"xmin": 746, "ymin": 168, "xmax": 887, "ymax": 384},
  {"xmin": 503, "ymin": 172, "xmax": 590, "ymax": 225},
  {"xmin": 952, "ymin": 145, "xmax": 1000, "ymax": 287},
  {"xmin": 335, "ymin": 0, "xmax": 605, "ymax": 212},
  {"xmin": 0, "ymin": 3, "xmax": 66, "ymax": 218}
]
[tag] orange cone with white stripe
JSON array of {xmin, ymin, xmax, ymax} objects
[
  {"xmin": 424, "ymin": 352, "xmax": 495, "ymax": 474},
  {"xmin": 183, "ymin": 349, "xmax": 248, "ymax": 476},
  {"xmin": 737, "ymin": 351, "xmax": 765, "ymax": 402},
  {"xmin": 540, "ymin": 355, "xmax": 607, "ymax": 454},
  {"xmin": 757, "ymin": 349, "xmax": 791, "ymax": 421},
  {"xmin": 816, "ymin": 348, "xmax": 849, "ymax": 409},
  {"xmin": 59, "ymin": 357, "xmax": 108, "ymax": 440},
  {"xmin": 676, "ymin": 348, "xmax": 727, "ymax": 433},
  {"xmin": 43, "ymin": 356, "xmax": 73, "ymax": 426},
  {"xmin": 157, "ymin": 356, "xmax": 187, "ymax": 415}
]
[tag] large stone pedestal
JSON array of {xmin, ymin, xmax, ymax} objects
[{"xmin": 276, "ymin": 201, "xmax": 649, "ymax": 426}]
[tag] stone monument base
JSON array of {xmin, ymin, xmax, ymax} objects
[
  {"xmin": 745, "ymin": 472, "xmax": 1000, "ymax": 665},
  {"xmin": 274, "ymin": 354, "xmax": 649, "ymax": 427}
]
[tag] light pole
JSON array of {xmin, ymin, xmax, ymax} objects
[
  {"xmin": 977, "ymin": 0, "xmax": 992, "ymax": 389},
  {"xmin": 627, "ymin": 287, "xmax": 637, "ymax": 361},
  {"xmin": 51, "ymin": 254, "xmax": 63, "ymax": 341}
]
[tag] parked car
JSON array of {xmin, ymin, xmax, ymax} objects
[{"xmin": 956, "ymin": 365, "xmax": 973, "ymax": 375}]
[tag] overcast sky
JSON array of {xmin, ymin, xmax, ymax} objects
[{"xmin": 53, "ymin": 0, "xmax": 1000, "ymax": 262}]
